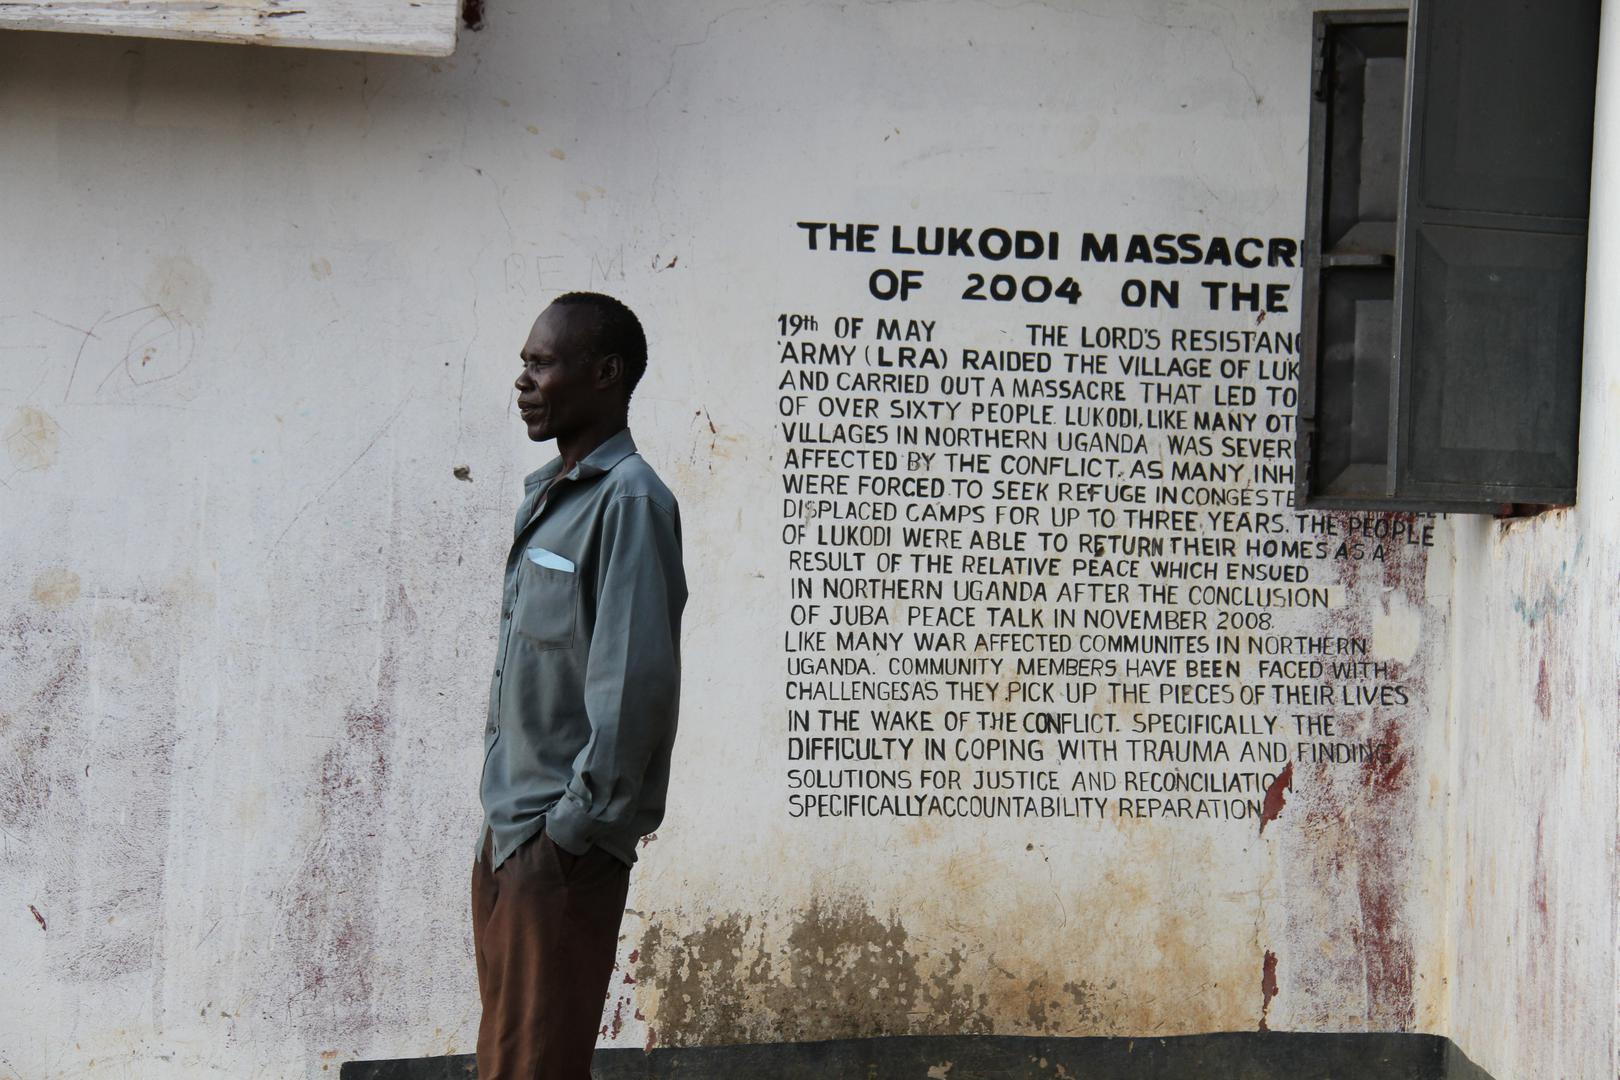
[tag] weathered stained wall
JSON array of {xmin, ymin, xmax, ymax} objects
[
  {"xmin": 1441, "ymin": 5, "xmax": 1620, "ymax": 1077},
  {"xmin": 0, "ymin": 3, "xmax": 1500, "ymax": 1077}
]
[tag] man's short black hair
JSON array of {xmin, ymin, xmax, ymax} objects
[{"xmin": 550, "ymin": 292, "xmax": 648, "ymax": 402}]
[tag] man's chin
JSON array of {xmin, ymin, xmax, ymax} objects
[{"xmin": 524, "ymin": 421, "xmax": 554, "ymax": 442}]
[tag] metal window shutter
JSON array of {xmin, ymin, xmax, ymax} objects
[{"xmin": 1393, "ymin": 0, "xmax": 1600, "ymax": 506}]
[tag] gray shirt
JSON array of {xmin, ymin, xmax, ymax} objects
[{"xmin": 479, "ymin": 429, "xmax": 686, "ymax": 870}]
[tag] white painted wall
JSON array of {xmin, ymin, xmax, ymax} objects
[
  {"xmin": 1, "ymin": 3, "xmax": 1573, "ymax": 1078},
  {"xmin": 1441, "ymin": 4, "xmax": 1620, "ymax": 1077}
]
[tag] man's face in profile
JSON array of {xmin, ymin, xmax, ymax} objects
[{"xmin": 514, "ymin": 304, "xmax": 604, "ymax": 444}]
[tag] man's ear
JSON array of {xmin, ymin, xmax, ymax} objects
[{"xmin": 596, "ymin": 352, "xmax": 625, "ymax": 390}]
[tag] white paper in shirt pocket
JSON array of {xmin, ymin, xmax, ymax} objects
[{"xmin": 525, "ymin": 547, "xmax": 576, "ymax": 573}]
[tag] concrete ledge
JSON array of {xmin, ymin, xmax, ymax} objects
[{"xmin": 341, "ymin": 1032, "xmax": 1497, "ymax": 1079}]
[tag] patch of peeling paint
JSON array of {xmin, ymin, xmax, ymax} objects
[
  {"xmin": 633, "ymin": 891, "xmax": 1194, "ymax": 1046},
  {"xmin": 636, "ymin": 895, "xmax": 997, "ymax": 1045},
  {"xmin": 1259, "ymin": 762, "xmax": 1292, "ymax": 835},
  {"xmin": 1258, "ymin": 949, "xmax": 1277, "ymax": 1030}
]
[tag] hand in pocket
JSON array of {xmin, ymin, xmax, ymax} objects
[{"xmin": 546, "ymin": 831, "xmax": 580, "ymax": 877}]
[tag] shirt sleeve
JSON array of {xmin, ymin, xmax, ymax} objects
[{"xmin": 544, "ymin": 493, "xmax": 686, "ymax": 855}]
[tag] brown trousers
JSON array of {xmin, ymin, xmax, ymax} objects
[{"xmin": 472, "ymin": 829, "xmax": 631, "ymax": 1079}]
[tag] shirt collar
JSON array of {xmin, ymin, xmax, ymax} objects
[{"xmin": 524, "ymin": 428, "xmax": 638, "ymax": 490}]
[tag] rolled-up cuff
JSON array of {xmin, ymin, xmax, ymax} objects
[{"xmin": 544, "ymin": 796, "xmax": 596, "ymax": 856}]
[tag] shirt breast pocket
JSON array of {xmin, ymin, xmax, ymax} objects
[{"xmin": 514, "ymin": 557, "xmax": 579, "ymax": 650}]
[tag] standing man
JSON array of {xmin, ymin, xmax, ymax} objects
[{"xmin": 472, "ymin": 292, "xmax": 686, "ymax": 1079}]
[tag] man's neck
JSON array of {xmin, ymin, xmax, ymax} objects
[{"xmin": 555, "ymin": 416, "xmax": 628, "ymax": 473}]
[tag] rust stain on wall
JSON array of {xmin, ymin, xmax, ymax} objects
[
  {"xmin": 1349, "ymin": 712, "xmax": 1418, "ymax": 1024},
  {"xmin": 1529, "ymin": 813, "xmax": 1550, "ymax": 929},
  {"xmin": 1534, "ymin": 658, "xmax": 1552, "ymax": 720},
  {"xmin": 1277, "ymin": 510, "xmax": 1434, "ymax": 1031}
]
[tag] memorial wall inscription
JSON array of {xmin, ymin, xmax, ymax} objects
[{"xmin": 777, "ymin": 221, "xmax": 1433, "ymax": 826}]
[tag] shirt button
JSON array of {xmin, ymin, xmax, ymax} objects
[
  {"xmin": 494, "ymin": 668, "xmax": 502, "ymax": 677},
  {"xmin": 503, "ymin": 610, "xmax": 511, "ymax": 620}
]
